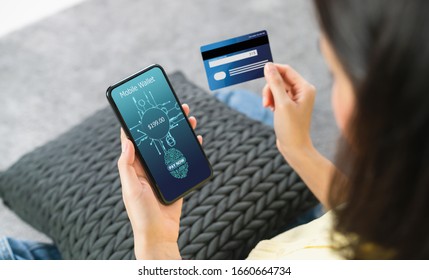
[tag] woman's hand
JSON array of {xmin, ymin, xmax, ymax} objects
[
  {"xmin": 263, "ymin": 62, "xmax": 338, "ymax": 208},
  {"xmin": 262, "ymin": 62, "xmax": 316, "ymax": 161},
  {"xmin": 117, "ymin": 104, "xmax": 202, "ymax": 259}
]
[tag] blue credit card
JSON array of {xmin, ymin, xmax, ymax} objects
[{"xmin": 201, "ymin": 30, "xmax": 273, "ymax": 91}]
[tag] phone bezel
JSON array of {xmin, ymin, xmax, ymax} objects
[{"xmin": 106, "ymin": 64, "xmax": 213, "ymax": 204}]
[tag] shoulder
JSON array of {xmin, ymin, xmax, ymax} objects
[{"xmin": 247, "ymin": 211, "xmax": 342, "ymax": 260}]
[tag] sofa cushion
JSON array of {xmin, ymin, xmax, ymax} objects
[{"xmin": 0, "ymin": 72, "xmax": 317, "ymax": 259}]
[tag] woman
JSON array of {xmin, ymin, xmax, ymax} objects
[{"xmin": 118, "ymin": 0, "xmax": 429, "ymax": 259}]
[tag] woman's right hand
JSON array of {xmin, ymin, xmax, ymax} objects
[
  {"xmin": 263, "ymin": 63, "xmax": 316, "ymax": 162},
  {"xmin": 263, "ymin": 62, "xmax": 338, "ymax": 208}
]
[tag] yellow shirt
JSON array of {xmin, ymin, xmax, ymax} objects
[{"xmin": 246, "ymin": 211, "xmax": 341, "ymax": 259}]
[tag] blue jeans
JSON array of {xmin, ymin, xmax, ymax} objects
[
  {"xmin": 215, "ymin": 89, "xmax": 274, "ymax": 127},
  {"xmin": 0, "ymin": 237, "xmax": 61, "ymax": 260},
  {"xmin": 0, "ymin": 89, "xmax": 322, "ymax": 260}
]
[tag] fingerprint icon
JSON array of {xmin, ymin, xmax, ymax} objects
[{"xmin": 164, "ymin": 148, "xmax": 189, "ymax": 179}]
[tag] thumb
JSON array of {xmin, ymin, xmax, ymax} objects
[
  {"xmin": 264, "ymin": 62, "xmax": 291, "ymax": 107},
  {"xmin": 117, "ymin": 137, "xmax": 140, "ymax": 194},
  {"xmin": 118, "ymin": 135, "xmax": 160, "ymax": 215}
]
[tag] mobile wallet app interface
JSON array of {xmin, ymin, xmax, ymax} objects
[
  {"xmin": 201, "ymin": 30, "xmax": 273, "ymax": 90},
  {"xmin": 111, "ymin": 66, "xmax": 211, "ymax": 202}
]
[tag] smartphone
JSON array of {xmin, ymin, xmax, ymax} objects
[{"xmin": 106, "ymin": 64, "xmax": 213, "ymax": 204}]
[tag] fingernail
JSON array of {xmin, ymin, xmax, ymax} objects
[
  {"xmin": 265, "ymin": 62, "xmax": 277, "ymax": 74},
  {"xmin": 262, "ymin": 96, "xmax": 267, "ymax": 106},
  {"xmin": 121, "ymin": 141, "xmax": 128, "ymax": 153}
]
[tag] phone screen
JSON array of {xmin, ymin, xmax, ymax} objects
[{"xmin": 107, "ymin": 65, "xmax": 213, "ymax": 203}]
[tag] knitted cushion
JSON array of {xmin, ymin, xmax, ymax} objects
[{"xmin": 0, "ymin": 72, "xmax": 317, "ymax": 259}]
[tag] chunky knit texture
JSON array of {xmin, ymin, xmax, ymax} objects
[{"xmin": 0, "ymin": 72, "xmax": 317, "ymax": 259}]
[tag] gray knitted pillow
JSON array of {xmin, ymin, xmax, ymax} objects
[{"xmin": 0, "ymin": 72, "xmax": 317, "ymax": 259}]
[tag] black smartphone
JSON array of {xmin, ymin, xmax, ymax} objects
[{"xmin": 106, "ymin": 64, "xmax": 213, "ymax": 204}]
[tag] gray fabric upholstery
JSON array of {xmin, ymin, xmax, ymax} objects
[{"xmin": 0, "ymin": 72, "xmax": 317, "ymax": 259}]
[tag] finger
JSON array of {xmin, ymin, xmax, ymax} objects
[
  {"xmin": 197, "ymin": 135, "xmax": 203, "ymax": 145},
  {"xmin": 188, "ymin": 116, "xmax": 197, "ymax": 130},
  {"xmin": 264, "ymin": 62, "xmax": 292, "ymax": 107},
  {"xmin": 182, "ymin": 103, "xmax": 190, "ymax": 116},
  {"xmin": 132, "ymin": 156, "xmax": 147, "ymax": 179},
  {"xmin": 120, "ymin": 127, "xmax": 129, "ymax": 143},
  {"xmin": 275, "ymin": 64, "xmax": 307, "ymax": 88},
  {"xmin": 118, "ymin": 132, "xmax": 140, "ymax": 196},
  {"xmin": 277, "ymin": 70, "xmax": 294, "ymax": 100},
  {"xmin": 276, "ymin": 64, "xmax": 316, "ymax": 101},
  {"xmin": 120, "ymin": 128, "xmax": 134, "ymax": 163},
  {"xmin": 119, "ymin": 131, "xmax": 159, "ymax": 218},
  {"xmin": 262, "ymin": 83, "xmax": 274, "ymax": 109},
  {"xmin": 121, "ymin": 128, "xmax": 146, "ymax": 177}
]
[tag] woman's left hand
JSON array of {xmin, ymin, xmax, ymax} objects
[{"xmin": 117, "ymin": 104, "xmax": 202, "ymax": 259}]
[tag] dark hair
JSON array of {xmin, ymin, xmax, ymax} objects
[{"xmin": 314, "ymin": 0, "xmax": 429, "ymax": 259}]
